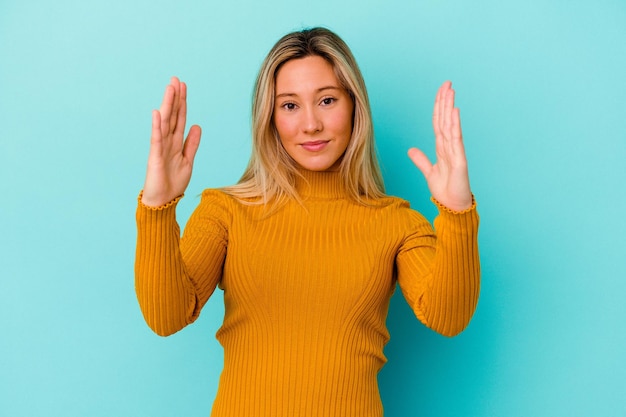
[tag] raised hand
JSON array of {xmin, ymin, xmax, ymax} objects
[
  {"xmin": 407, "ymin": 81, "xmax": 473, "ymax": 211},
  {"xmin": 141, "ymin": 77, "xmax": 202, "ymax": 207}
]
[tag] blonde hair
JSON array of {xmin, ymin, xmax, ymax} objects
[{"xmin": 223, "ymin": 27, "xmax": 385, "ymax": 205}]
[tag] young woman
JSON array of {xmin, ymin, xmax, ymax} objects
[{"xmin": 136, "ymin": 27, "xmax": 479, "ymax": 417}]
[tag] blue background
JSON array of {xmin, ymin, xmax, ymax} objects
[{"xmin": 1, "ymin": 0, "xmax": 625, "ymax": 416}]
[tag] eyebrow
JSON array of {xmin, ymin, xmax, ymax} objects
[{"xmin": 275, "ymin": 86, "xmax": 342, "ymax": 99}]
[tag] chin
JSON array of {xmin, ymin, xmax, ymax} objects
[{"xmin": 295, "ymin": 159, "xmax": 341, "ymax": 172}]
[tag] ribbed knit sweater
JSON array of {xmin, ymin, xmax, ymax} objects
[{"xmin": 135, "ymin": 169, "xmax": 480, "ymax": 417}]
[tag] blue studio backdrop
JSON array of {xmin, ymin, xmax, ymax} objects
[{"xmin": 1, "ymin": 1, "xmax": 625, "ymax": 416}]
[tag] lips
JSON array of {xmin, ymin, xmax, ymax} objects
[{"xmin": 300, "ymin": 140, "xmax": 330, "ymax": 152}]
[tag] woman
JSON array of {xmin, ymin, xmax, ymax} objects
[{"xmin": 136, "ymin": 27, "xmax": 479, "ymax": 417}]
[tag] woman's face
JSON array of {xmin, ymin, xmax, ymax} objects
[{"xmin": 273, "ymin": 55, "xmax": 354, "ymax": 172}]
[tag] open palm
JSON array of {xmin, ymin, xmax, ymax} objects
[
  {"xmin": 408, "ymin": 81, "xmax": 473, "ymax": 211},
  {"xmin": 141, "ymin": 77, "xmax": 202, "ymax": 207}
]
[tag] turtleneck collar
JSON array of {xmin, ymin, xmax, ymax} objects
[{"xmin": 295, "ymin": 169, "xmax": 348, "ymax": 199}]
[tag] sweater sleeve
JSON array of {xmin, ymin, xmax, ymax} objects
[
  {"xmin": 135, "ymin": 190, "xmax": 229, "ymax": 336},
  {"xmin": 395, "ymin": 201, "xmax": 480, "ymax": 337}
]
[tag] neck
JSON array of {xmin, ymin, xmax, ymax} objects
[{"xmin": 295, "ymin": 169, "xmax": 347, "ymax": 199}]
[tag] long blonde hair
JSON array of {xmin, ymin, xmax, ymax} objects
[{"xmin": 223, "ymin": 27, "xmax": 385, "ymax": 205}]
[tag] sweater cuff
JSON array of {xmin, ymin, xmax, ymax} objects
[
  {"xmin": 432, "ymin": 195, "xmax": 478, "ymax": 235},
  {"xmin": 137, "ymin": 191, "xmax": 184, "ymax": 211},
  {"xmin": 136, "ymin": 191, "xmax": 183, "ymax": 231},
  {"xmin": 431, "ymin": 195, "xmax": 476, "ymax": 215}
]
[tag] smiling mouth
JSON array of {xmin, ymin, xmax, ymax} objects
[{"xmin": 300, "ymin": 140, "xmax": 330, "ymax": 152}]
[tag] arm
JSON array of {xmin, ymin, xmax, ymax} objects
[
  {"xmin": 399, "ymin": 82, "xmax": 480, "ymax": 336},
  {"xmin": 134, "ymin": 77, "xmax": 215, "ymax": 336},
  {"xmin": 396, "ymin": 203, "xmax": 479, "ymax": 337},
  {"xmin": 135, "ymin": 192, "xmax": 228, "ymax": 337}
]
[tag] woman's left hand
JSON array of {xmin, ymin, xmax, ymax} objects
[{"xmin": 408, "ymin": 81, "xmax": 473, "ymax": 211}]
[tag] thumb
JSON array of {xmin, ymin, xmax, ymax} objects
[
  {"xmin": 407, "ymin": 147, "xmax": 432, "ymax": 178},
  {"xmin": 183, "ymin": 124, "xmax": 202, "ymax": 162}
]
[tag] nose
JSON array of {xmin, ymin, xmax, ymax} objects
[{"xmin": 302, "ymin": 107, "xmax": 323, "ymax": 134}]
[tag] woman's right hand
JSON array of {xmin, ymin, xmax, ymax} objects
[{"xmin": 141, "ymin": 77, "xmax": 202, "ymax": 207}]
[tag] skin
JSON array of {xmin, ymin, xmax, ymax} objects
[
  {"xmin": 407, "ymin": 81, "xmax": 473, "ymax": 211},
  {"xmin": 273, "ymin": 56, "xmax": 354, "ymax": 172},
  {"xmin": 141, "ymin": 67, "xmax": 472, "ymax": 212},
  {"xmin": 141, "ymin": 78, "xmax": 201, "ymax": 207}
]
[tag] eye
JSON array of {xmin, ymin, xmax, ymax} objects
[
  {"xmin": 321, "ymin": 97, "xmax": 336, "ymax": 106},
  {"xmin": 281, "ymin": 102, "xmax": 298, "ymax": 111}
]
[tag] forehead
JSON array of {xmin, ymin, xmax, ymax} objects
[{"xmin": 275, "ymin": 56, "xmax": 340, "ymax": 93}]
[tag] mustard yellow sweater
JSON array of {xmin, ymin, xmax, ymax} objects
[{"xmin": 135, "ymin": 170, "xmax": 480, "ymax": 417}]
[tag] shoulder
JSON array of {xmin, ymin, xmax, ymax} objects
[
  {"xmin": 369, "ymin": 195, "xmax": 423, "ymax": 216},
  {"xmin": 199, "ymin": 188, "xmax": 235, "ymax": 207},
  {"xmin": 197, "ymin": 188, "xmax": 267, "ymax": 221},
  {"xmin": 365, "ymin": 195, "xmax": 432, "ymax": 230},
  {"xmin": 200, "ymin": 188, "xmax": 234, "ymax": 203},
  {"xmin": 185, "ymin": 189, "xmax": 237, "ymax": 228}
]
